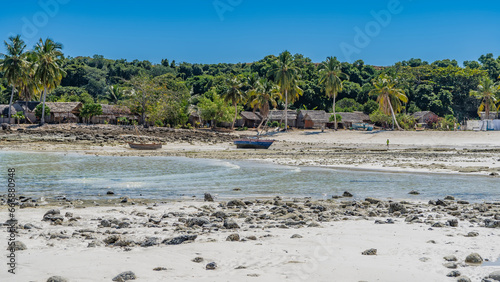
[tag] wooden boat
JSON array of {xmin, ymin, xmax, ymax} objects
[
  {"xmin": 234, "ymin": 138, "xmax": 275, "ymax": 149},
  {"xmin": 128, "ymin": 143, "xmax": 162, "ymax": 150}
]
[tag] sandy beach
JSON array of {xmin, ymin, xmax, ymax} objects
[{"xmin": 1, "ymin": 125, "xmax": 500, "ymax": 281}]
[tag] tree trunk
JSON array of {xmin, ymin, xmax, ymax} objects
[
  {"xmin": 284, "ymin": 89, "xmax": 288, "ymax": 131},
  {"xmin": 485, "ymin": 99, "xmax": 490, "ymax": 120},
  {"xmin": 333, "ymin": 95, "xmax": 337, "ymax": 130},
  {"xmin": 7, "ymin": 86, "xmax": 15, "ymax": 124},
  {"xmin": 231, "ymin": 102, "xmax": 237, "ymax": 129},
  {"xmin": 387, "ymin": 97, "xmax": 401, "ymax": 130},
  {"xmin": 40, "ymin": 87, "xmax": 47, "ymax": 125}
]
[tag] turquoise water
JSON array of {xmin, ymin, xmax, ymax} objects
[{"xmin": 1, "ymin": 151, "xmax": 499, "ymax": 202}]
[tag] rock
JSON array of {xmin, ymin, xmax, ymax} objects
[
  {"xmin": 246, "ymin": 235, "xmax": 257, "ymax": 240},
  {"xmin": 489, "ymin": 271, "xmax": 500, "ymax": 281},
  {"xmin": 206, "ymin": 262, "xmax": 217, "ymax": 270},
  {"xmin": 163, "ymin": 235, "xmax": 197, "ymax": 245},
  {"xmin": 456, "ymin": 277, "xmax": 471, "ymax": 282},
  {"xmin": 204, "ymin": 193, "xmax": 214, "ymax": 202},
  {"xmin": 444, "ymin": 255, "xmax": 458, "ymax": 262},
  {"xmin": 153, "ymin": 267, "xmax": 167, "ymax": 271},
  {"xmin": 43, "ymin": 209, "xmax": 63, "ymax": 222},
  {"xmin": 112, "ymin": 271, "xmax": 136, "ymax": 281},
  {"xmin": 291, "ymin": 234, "xmax": 303, "ymax": 239},
  {"xmin": 211, "ymin": 211, "xmax": 228, "ymax": 219},
  {"xmin": 64, "ymin": 212, "xmax": 73, "ymax": 218},
  {"xmin": 7, "ymin": 241, "xmax": 27, "ymax": 251},
  {"xmin": 226, "ymin": 233, "xmax": 240, "ymax": 241},
  {"xmin": 485, "ymin": 219, "xmax": 500, "ymax": 228},
  {"xmin": 342, "ymin": 191, "xmax": 353, "ymax": 197},
  {"xmin": 1, "ymin": 123, "xmax": 10, "ymax": 130},
  {"xmin": 389, "ymin": 202, "xmax": 406, "ymax": 213},
  {"xmin": 227, "ymin": 199, "xmax": 246, "ymax": 207},
  {"xmin": 106, "ymin": 191, "xmax": 115, "ymax": 195},
  {"xmin": 447, "ymin": 219, "xmax": 459, "ymax": 227},
  {"xmin": 100, "ymin": 219, "xmax": 111, "ymax": 227},
  {"xmin": 408, "ymin": 190, "xmax": 420, "ymax": 195},
  {"xmin": 308, "ymin": 222, "xmax": 321, "ymax": 227},
  {"xmin": 140, "ymin": 237, "xmax": 159, "ymax": 247},
  {"xmin": 444, "ymin": 195, "xmax": 455, "ymax": 200},
  {"xmin": 223, "ymin": 219, "xmax": 240, "ymax": 229},
  {"xmin": 432, "ymin": 222, "xmax": 445, "ymax": 228},
  {"xmin": 103, "ymin": 235, "xmax": 121, "ymax": 245},
  {"xmin": 465, "ymin": 253, "xmax": 483, "ymax": 264},
  {"xmin": 446, "ymin": 271, "xmax": 461, "ymax": 277},
  {"xmin": 365, "ymin": 197, "xmax": 381, "ymax": 204},
  {"xmin": 120, "ymin": 196, "xmax": 130, "ymax": 203},
  {"xmin": 46, "ymin": 276, "xmax": 69, "ymax": 282},
  {"xmin": 192, "ymin": 257, "xmax": 204, "ymax": 263},
  {"xmin": 443, "ymin": 262, "xmax": 458, "ymax": 269},
  {"xmin": 186, "ymin": 217, "xmax": 210, "ymax": 227},
  {"xmin": 436, "ymin": 199, "xmax": 448, "ymax": 206},
  {"xmin": 465, "ymin": 231, "xmax": 479, "ymax": 237},
  {"xmin": 362, "ymin": 248, "xmax": 377, "ymax": 256}
]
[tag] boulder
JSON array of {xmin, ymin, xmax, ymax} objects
[
  {"xmin": 46, "ymin": 276, "xmax": 69, "ymax": 282},
  {"xmin": 223, "ymin": 219, "xmax": 240, "ymax": 229},
  {"xmin": 186, "ymin": 217, "xmax": 210, "ymax": 227},
  {"xmin": 465, "ymin": 253, "xmax": 483, "ymax": 264},
  {"xmin": 112, "ymin": 271, "xmax": 136, "ymax": 281},
  {"xmin": 163, "ymin": 235, "xmax": 197, "ymax": 245},
  {"xmin": 489, "ymin": 271, "xmax": 500, "ymax": 281},
  {"xmin": 226, "ymin": 233, "xmax": 240, "ymax": 241},
  {"xmin": 204, "ymin": 193, "xmax": 214, "ymax": 202},
  {"xmin": 362, "ymin": 248, "xmax": 377, "ymax": 256}
]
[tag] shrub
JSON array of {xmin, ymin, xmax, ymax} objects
[
  {"xmin": 369, "ymin": 109, "xmax": 391, "ymax": 127},
  {"xmin": 155, "ymin": 120, "xmax": 164, "ymax": 127},
  {"xmin": 363, "ymin": 100, "xmax": 379, "ymax": 114},
  {"xmin": 328, "ymin": 114, "xmax": 342, "ymax": 122},
  {"xmin": 336, "ymin": 98, "xmax": 363, "ymax": 112},
  {"xmin": 35, "ymin": 104, "xmax": 51, "ymax": 119}
]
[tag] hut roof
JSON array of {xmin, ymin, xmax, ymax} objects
[
  {"xmin": 13, "ymin": 101, "xmax": 40, "ymax": 112},
  {"xmin": 337, "ymin": 111, "xmax": 370, "ymax": 123},
  {"xmin": 0, "ymin": 105, "xmax": 17, "ymax": 116},
  {"xmin": 300, "ymin": 110, "xmax": 328, "ymax": 122},
  {"xmin": 44, "ymin": 102, "xmax": 83, "ymax": 113},
  {"xmin": 100, "ymin": 104, "xmax": 132, "ymax": 115},
  {"xmin": 268, "ymin": 110, "xmax": 298, "ymax": 120},
  {"xmin": 240, "ymin": 111, "xmax": 262, "ymax": 121},
  {"xmin": 412, "ymin": 111, "xmax": 434, "ymax": 119},
  {"xmin": 52, "ymin": 113, "xmax": 78, "ymax": 120}
]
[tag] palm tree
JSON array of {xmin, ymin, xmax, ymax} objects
[
  {"xmin": 18, "ymin": 51, "xmax": 41, "ymax": 119},
  {"xmin": 248, "ymin": 78, "xmax": 281, "ymax": 130},
  {"xmin": 33, "ymin": 38, "xmax": 66, "ymax": 125},
  {"xmin": 222, "ymin": 75, "xmax": 245, "ymax": 129},
  {"xmin": 469, "ymin": 77, "xmax": 500, "ymax": 120},
  {"xmin": 269, "ymin": 50, "xmax": 301, "ymax": 131},
  {"xmin": 369, "ymin": 74, "xmax": 408, "ymax": 130},
  {"xmin": 319, "ymin": 56, "xmax": 349, "ymax": 130},
  {"xmin": 0, "ymin": 35, "xmax": 26, "ymax": 123}
]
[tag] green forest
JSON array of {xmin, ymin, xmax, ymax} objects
[{"xmin": 1, "ymin": 36, "xmax": 500, "ymax": 129}]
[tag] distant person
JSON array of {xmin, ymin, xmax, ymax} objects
[{"xmin": 386, "ymin": 139, "xmax": 389, "ymax": 148}]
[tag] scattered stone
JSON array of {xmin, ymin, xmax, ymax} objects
[
  {"xmin": 485, "ymin": 219, "xmax": 500, "ymax": 228},
  {"xmin": 427, "ymin": 240, "xmax": 436, "ymax": 244},
  {"xmin": 227, "ymin": 199, "xmax": 246, "ymax": 207},
  {"xmin": 308, "ymin": 222, "xmax": 321, "ymax": 228},
  {"xmin": 1, "ymin": 123, "xmax": 10, "ymax": 130},
  {"xmin": 342, "ymin": 191, "xmax": 353, "ymax": 197},
  {"xmin": 419, "ymin": 257, "xmax": 430, "ymax": 262},
  {"xmin": 223, "ymin": 219, "xmax": 240, "ymax": 229},
  {"xmin": 43, "ymin": 209, "xmax": 63, "ymax": 222},
  {"xmin": 186, "ymin": 217, "xmax": 210, "ymax": 227},
  {"xmin": 443, "ymin": 262, "xmax": 458, "ymax": 269},
  {"xmin": 456, "ymin": 277, "xmax": 471, "ymax": 282},
  {"xmin": 446, "ymin": 270, "xmax": 461, "ymax": 277},
  {"xmin": 444, "ymin": 255, "xmax": 458, "ymax": 262},
  {"xmin": 465, "ymin": 253, "xmax": 483, "ymax": 265},
  {"xmin": 192, "ymin": 257, "xmax": 204, "ymax": 263},
  {"xmin": 7, "ymin": 241, "xmax": 27, "ymax": 251},
  {"xmin": 163, "ymin": 235, "xmax": 197, "ymax": 245},
  {"xmin": 140, "ymin": 237, "xmax": 159, "ymax": 247},
  {"xmin": 365, "ymin": 197, "xmax": 381, "ymax": 204},
  {"xmin": 447, "ymin": 219, "xmax": 459, "ymax": 227},
  {"xmin": 204, "ymin": 193, "xmax": 214, "ymax": 202},
  {"xmin": 489, "ymin": 271, "xmax": 500, "ymax": 281},
  {"xmin": 153, "ymin": 267, "xmax": 167, "ymax": 271},
  {"xmin": 432, "ymin": 222, "xmax": 445, "ymax": 228},
  {"xmin": 106, "ymin": 191, "xmax": 115, "ymax": 195},
  {"xmin": 291, "ymin": 234, "xmax": 303, "ymax": 239},
  {"xmin": 408, "ymin": 190, "xmax": 420, "ymax": 195},
  {"xmin": 100, "ymin": 219, "xmax": 111, "ymax": 227},
  {"xmin": 389, "ymin": 202, "xmax": 406, "ymax": 213},
  {"xmin": 46, "ymin": 276, "xmax": 69, "ymax": 282},
  {"xmin": 112, "ymin": 271, "xmax": 136, "ymax": 281},
  {"xmin": 120, "ymin": 197, "xmax": 130, "ymax": 203},
  {"xmin": 362, "ymin": 248, "xmax": 377, "ymax": 256},
  {"xmin": 465, "ymin": 231, "xmax": 479, "ymax": 237},
  {"xmin": 444, "ymin": 195, "xmax": 455, "ymax": 201},
  {"xmin": 435, "ymin": 199, "xmax": 448, "ymax": 206},
  {"xmin": 246, "ymin": 236, "xmax": 257, "ymax": 240},
  {"xmin": 103, "ymin": 235, "xmax": 121, "ymax": 245},
  {"xmin": 206, "ymin": 262, "xmax": 217, "ymax": 270},
  {"xmin": 226, "ymin": 233, "xmax": 240, "ymax": 241}
]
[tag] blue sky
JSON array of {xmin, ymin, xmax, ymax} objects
[{"xmin": 1, "ymin": 0, "xmax": 499, "ymax": 66}]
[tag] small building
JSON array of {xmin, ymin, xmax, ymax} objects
[
  {"xmin": 297, "ymin": 110, "xmax": 328, "ymax": 129},
  {"xmin": 188, "ymin": 112, "xmax": 202, "ymax": 127},
  {"xmin": 412, "ymin": 111, "xmax": 438, "ymax": 125},
  {"xmin": 479, "ymin": 112, "xmax": 498, "ymax": 120},
  {"xmin": 336, "ymin": 112, "xmax": 371, "ymax": 129},
  {"xmin": 239, "ymin": 111, "xmax": 262, "ymax": 128},
  {"xmin": 91, "ymin": 104, "xmax": 133, "ymax": 124},
  {"xmin": 267, "ymin": 110, "xmax": 298, "ymax": 128},
  {"xmin": 13, "ymin": 101, "xmax": 40, "ymax": 123},
  {"xmin": 44, "ymin": 102, "xmax": 83, "ymax": 123},
  {"xmin": 0, "ymin": 105, "xmax": 16, "ymax": 123}
]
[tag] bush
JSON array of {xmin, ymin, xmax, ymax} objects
[
  {"xmin": 336, "ymin": 98, "xmax": 363, "ymax": 112},
  {"xmin": 363, "ymin": 100, "xmax": 379, "ymax": 114},
  {"xmin": 369, "ymin": 109, "xmax": 391, "ymax": 127},
  {"xmin": 396, "ymin": 114, "xmax": 416, "ymax": 130},
  {"xmin": 35, "ymin": 104, "xmax": 51, "ymax": 119},
  {"xmin": 155, "ymin": 120, "xmax": 164, "ymax": 127},
  {"xmin": 328, "ymin": 114, "xmax": 342, "ymax": 122}
]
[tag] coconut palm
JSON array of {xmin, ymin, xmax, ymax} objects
[
  {"xmin": 222, "ymin": 75, "xmax": 245, "ymax": 129},
  {"xmin": 469, "ymin": 77, "xmax": 500, "ymax": 120},
  {"xmin": 18, "ymin": 51, "xmax": 42, "ymax": 119},
  {"xmin": 369, "ymin": 74, "xmax": 408, "ymax": 130},
  {"xmin": 0, "ymin": 35, "xmax": 26, "ymax": 123},
  {"xmin": 268, "ymin": 50, "xmax": 301, "ymax": 131},
  {"xmin": 319, "ymin": 56, "xmax": 349, "ymax": 130},
  {"xmin": 248, "ymin": 78, "xmax": 281, "ymax": 130},
  {"xmin": 33, "ymin": 38, "xmax": 66, "ymax": 125}
]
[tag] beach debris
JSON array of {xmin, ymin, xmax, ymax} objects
[
  {"xmin": 223, "ymin": 218, "xmax": 240, "ymax": 229},
  {"xmin": 226, "ymin": 233, "xmax": 240, "ymax": 241},
  {"xmin": 408, "ymin": 190, "xmax": 420, "ymax": 195},
  {"xmin": 446, "ymin": 270, "xmax": 461, "ymax": 277},
  {"xmin": 46, "ymin": 276, "xmax": 69, "ymax": 282},
  {"xmin": 342, "ymin": 191, "xmax": 353, "ymax": 197},
  {"xmin": 204, "ymin": 193, "xmax": 214, "ymax": 202},
  {"xmin": 7, "ymin": 241, "xmax": 27, "ymax": 251},
  {"xmin": 489, "ymin": 271, "xmax": 500, "ymax": 281},
  {"xmin": 112, "ymin": 271, "xmax": 136, "ymax": 281},
  {"xmin": 362, "ymin": 248, "xmax": 377, "ymax": 255},
  {"xmin": 163, "ymin": 235, "xmax": 197, "ymax": 245},
  {"xmin": 192, "ymin": 257, "xmax": 204, "ymax": 263},
  {"xmin": 206, "ymin": 262, "xmax": 217, "ymax": 270},
  {"xmin": 465, "ymin": 253, "xmax": 483, "ymax": 265},
  {"xmin": 291, "ymin": 234, "xmax": 303, "ymax": 239},
  {"xmin": 153, "ymin": 267, "xmax": 167, "ymax": 271},
  {"xmin": 186, "ymin": 217, "xmax": 210, "ymax": 227},
  {"xmin": 444, "ymin": 255, "xmax": 458, "ymax": 262}
]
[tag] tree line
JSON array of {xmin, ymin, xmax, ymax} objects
[{"xmin": 1, "ymin": 35, "xmax": 499, "ymax": 129}]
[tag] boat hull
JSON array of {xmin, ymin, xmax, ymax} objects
[
  {"xmin": 234, "ymin": 139, "xmax": 274, "ymax": 149},
  {"xmin": 128, "ymin": 143, "xmax": 162, "ymax": 150}
]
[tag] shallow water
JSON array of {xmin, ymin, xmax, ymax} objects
[{"xmin": 1, "ymin": 151, "xmax": 499, "ymax": 201}]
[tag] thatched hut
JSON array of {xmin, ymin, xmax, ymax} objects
[
  {"xmin": 336, "ymin": 112, "xmax": 370, "ymax": 129},
  {"xmin": 91, "ymin": 104, "xmax": 134, "ymax": 124},
  {"xmin": 0, "ymin": 105, "xmax": 16, "ymax": 123},
  {"xmin": 267, "ymin": 110, "xmax": 298, "ymax": 127},
  {"xmin": 239, "ymin": 111, "xmax": 262, "ymax": 128},
  {"xmin": 297, "ymin": 110, "xmax": 328, "ymax": 129},
  {"xmin": 412, "ymin": 111, "xmax": 438, "ymax": 125},
  {"xmin": 13, "ymin": 101, "xmax": 40, "ymax": 123},
  {"xmin": 44, "ymin": 102, "xmax": 83, "ymax": 123}
]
